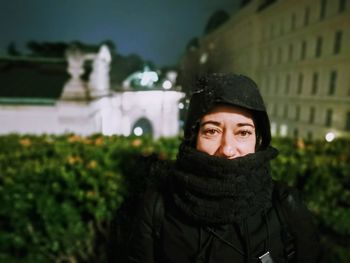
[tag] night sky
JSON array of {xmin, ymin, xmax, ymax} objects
[{"xmin": 0, "ymin": 0, "xmax": 241, "ymax": 66}]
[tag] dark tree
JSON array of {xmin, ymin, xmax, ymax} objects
[
  {"xmin": 26, "ymin": 41, "xmax": 68, "ymax": 57},
  {"xmin": 7, "ymin": 42, "xmax": 21, "ymax": 56},
  {"xmin": 240, "ymin": 0, "xmax": 252, "ymax": 8}
]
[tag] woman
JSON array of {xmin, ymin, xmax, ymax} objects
[{"xmin": 125, "ymin": 73, "xmax": 321, "ymax": 263}]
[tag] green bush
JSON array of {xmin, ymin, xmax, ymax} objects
[{"xmin": 0, "ymin": 134, "xmax": 349, "ymax": 262}]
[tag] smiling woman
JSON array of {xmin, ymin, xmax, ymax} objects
[{"xmin": 111, "ymin": 73, "xmax": 322, "ymax": 263}]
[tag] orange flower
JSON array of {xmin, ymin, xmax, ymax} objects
[
  {"xmin": 67, "ymin": 155, "xmax": 82, "ymax": 165},
  {"xmin": 68, "ymin": 135, "xmax": 82, "ymax": 143},
  {"xmin": 131, "ymin": 139, "xmax": 142, "ymax": 147},
  {"xmin": 295, "ymin": 138, "xmax": 305, "ymax": 150},
  {"xmin": 87, "ymin": 160, "xmax": 98, "ymax": 169},
  {"xmin": 19, "ymin": 138, "xmax": 31, "ymax": 147},
  {"xmin": 95, "ymin": 137, "xmax": 104, "ymax": 146},
  {"xmin": 86, "ymin": 191, "xmax": 96, "ymax": 199}
]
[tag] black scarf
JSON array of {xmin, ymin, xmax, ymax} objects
[{"xmin": 168, "ymin": 144, "xmax": 278, "ymax": 225}]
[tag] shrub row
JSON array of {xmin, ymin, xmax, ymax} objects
[{"xmin": 0, "ymin": 134, "xmax": 349, "ymax": 262}]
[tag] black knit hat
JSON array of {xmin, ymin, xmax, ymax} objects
[{"xmin": 184, "ymin": 73, "xmax": 271, "ymax": 150}]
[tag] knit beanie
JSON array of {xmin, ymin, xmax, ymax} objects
[{"xmin": 184, "ymin": 73, "xmax": 271, "ymax": 150}]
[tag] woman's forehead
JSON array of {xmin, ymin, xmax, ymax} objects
[{"xmin": 200, "ymin": 105, "xmax": 255, "ymax": 126}]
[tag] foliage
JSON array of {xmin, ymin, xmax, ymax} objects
[
  {"xmin": 271, "ymin": 137, "xmax": 350, "ymax": 262},
  {"xmin": 0, "ymin": 134, "xmax": 349, "ymax": 262}
]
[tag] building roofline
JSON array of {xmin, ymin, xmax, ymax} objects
[
  {"xmin": 0, "ymin": 55, "xmax": 65, "ymax": 63},
  {"xmin": 0, "ymin": 97, "xmax": 56, "ymax": 105}
]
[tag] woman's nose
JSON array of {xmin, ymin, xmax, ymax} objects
[{"xmin": 219, "ymin": 134, "xmax": 238, "ymax": 159}]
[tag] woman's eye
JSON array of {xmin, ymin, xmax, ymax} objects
[
  {"xmin": 238, "ymin": 130, "xmax": 252, "ymax": 138},
  {"xmin": 204, "ymin": 129, "xmax": 219, "ymax": 136}
]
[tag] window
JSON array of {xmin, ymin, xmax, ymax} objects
[
  {"xmin": 285, "ymin": 74, "xmax": 291, "ymax": 94},
  {"xmin": 273, "ymin": 104, "xmax": 279, "ymax": 117},
  {"xmin": 320, "ymin": 0, "xmax": 327, "ymax": 20},
  {"xmin": 301, "ymin": 41, "xmax": 307, "ymax": 60},
  {"xmin": 315, "ymin": 36, "xmax": 323, "ymax": 58},
  {"xmin": 333, "ymin": 30, "xmax": 343, "ymax": 54},
  {"xmin": 268, "ymin": 50, "xmax": 272, "ymax": 66},
  {"xmin": 270, "ymin": 24, "xmax": 274, "ymax": 38},
  {"xmin": 325, "ymin": 109, "xmax": 333, "ymax": 127},
  {"xmin": 312, "ymin": 72, "xmax": 319, "ymax": 94},
  {"xmin": 266, "ymin": 76, "xmax": 270, "ymax": 94},
  {"xmin": 339, "ymin": 0, "xmax": 347, "ymax": 13},
  {"xmin": 304, "ymin": 7, "xmax": 310, "ymax": 26},
  {"xmin": 345, "ymin": 112, "xmax": 350, "ymax": 131},
  {"xmin": 275, "ymin": 76, "xmax": 280, "ymax": 94},
  {"xmin": 288, "ymin": 44, "xmax": 294, "ymax": 61},
  {"xmin": 295, "ymin": 105, "xmax": 300, "ymax": 121},
  {"xmin": 277, "ymin": 47, "xmax": 282, "ymax": 63},
  {"xmin": 293, "ymin": 128, "xmax": 299, "ymax": 138},
  {"xmin": 279, "ymin": 19, "xmax": 284, "ymax": 35},
  {"xmin": 297, "ymin": 73, "xmax": 303, "ymax": 94},
  {"xmin": 307, "ymin": 131, "xmax": 313, "ymax": 141},
  {"xmin": 284, "ymin": 105, "xmax": 289, "ymax": 118},
  {"xmin": 309, "ymin": 107, "xmax": 315, "ymax": 123},
  {"xmin": 328, "ymin": 70, "xmax": 337, "ymax": 95},
  {"xmin": 291, "ymin": 13, "xmax": 296, "ymax": 30}
]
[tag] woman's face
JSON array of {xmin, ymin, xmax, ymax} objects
[{"xmin": 196, "ymin": 105, "xmax": 256, "ymax": 159}]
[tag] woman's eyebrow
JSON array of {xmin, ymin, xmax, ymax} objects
[
  {"xmin": 237, "ymin": 123, "xmax": 255, "ymax": 128},
  {"xmin": 200, "ymin": 120, "xmax": 222, "ymax": 127}
]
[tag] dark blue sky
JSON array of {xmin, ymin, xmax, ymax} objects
[{"xmin": 0, "ymin": 0, "xmax": 240, "ymax": 66}]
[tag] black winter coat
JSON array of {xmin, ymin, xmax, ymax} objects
[{"xmin": 125, "ymin": 181, "xmax": 321, "ymax": 263}]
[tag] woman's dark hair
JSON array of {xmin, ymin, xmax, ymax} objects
[{"xmin": 183, "ymin": 73, "xmax": 271, "ymax": 151}]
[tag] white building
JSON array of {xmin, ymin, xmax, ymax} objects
[{"xmin": 0, "ymin": 45, "xmax": 184, "ymax": 138}]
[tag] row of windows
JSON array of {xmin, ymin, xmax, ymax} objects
[
  {"xmin": 265, "ymin": 0, "xmax": 347, "ymax": 39},
  {"xmin": 274, "ymin": 110, "xmax": 350, "ymax": 140},
  {"xmin": 269, "ymin": 104, "xmax": 342, "ymax": 128},
  {"xmin": 262, "ymin": 30, "xmax": 344, "ymax": 66},
  {"xmin": 262, "ymin": 70, "xmax": 340, "ymax": 96}
]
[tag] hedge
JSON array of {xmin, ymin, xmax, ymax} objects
[{"xmin": 0, "ymin": 134, "xmax": 349, "ymax": 262}]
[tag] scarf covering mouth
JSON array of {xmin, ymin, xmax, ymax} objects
[{"xmin": 169, "ymin": 144, "xmax": 278, "ymax": 224}]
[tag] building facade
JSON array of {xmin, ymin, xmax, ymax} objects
[
  {"xmin": 182, "ymin": 0, "xmax": 350, "ymax": 140},
  {"xmin": 0, "ymin": 45, "xmax": 184, "ymax": 138}
]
